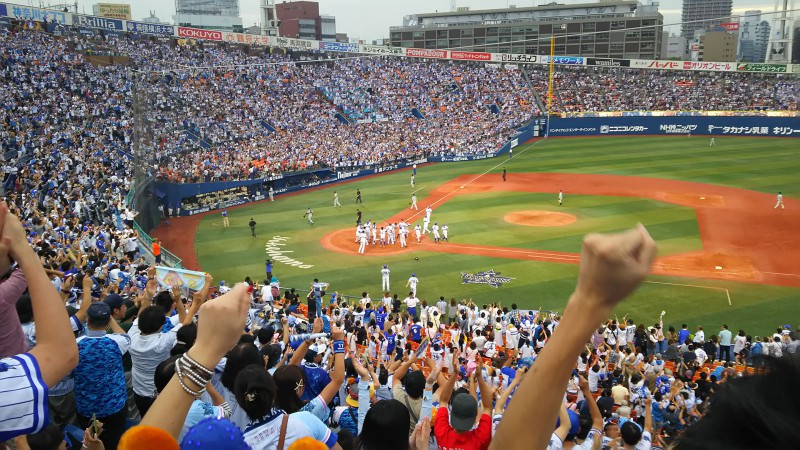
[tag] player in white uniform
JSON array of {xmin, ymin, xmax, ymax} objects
[
  {"xmin": 358, "ymin": 228, "xmax": 368, "ymax": 254},
  {"xmin": 372, "ymin": 224, "xmax": 378, "ymax": 244},
  {"xmin": 399, "ymin": 223, "xmax": 407, "ymax": 247},
  {"xmin": 386, "ymin": 223, "xmax": 395, "ymax": 245},
  {"xmin": 709, "ymin": 137, "xmax": 716, "ymax": 147},
  {"xmin": 422, "ymin": 216, "xmax": 430, "ymax": 234},
  {"xmin": 558, "ymin": 190, "xmax": 563, "ymax": 207},
  {"xmin": 406, "ymin": 273, "xmax": 419, "ymax": 296},
  {"xmin": 381, "ymin": 264, "xmax": 391, "ymax": 291},
  {"xmin": 379, "ymin": 227, "xmax": 386, "ymax": 247},
  {"xmin": 441, "ymin": 224, "xmax": 449, "ymax": 242},
  {"xmin": 410, "ymin": 194, "xmax": 418, "ymax": 210},
  {"xmin": 432, "ymin": 222, "xmax": 441, "ymax": 243},
  {"xmin": 305, "ymin": 208, "xmax": 313, "ymax": 224},
  {"xmin": 775, "ymin": 191, "xmax": 784, "ymax": 209},
  {"xmin": 425, "ymin": 206, "xmax": 432, "ymax": 221},
  {"xmin": 411, "ymin": 174, "xmax": 415, "ymax": 188},
  {"xmin": 414, "ymin": 223, "xmax": 422, "ymax": 243},
  {"xmin": 333, "ymin": 191, "xmax": 341, "ymax": 207}
]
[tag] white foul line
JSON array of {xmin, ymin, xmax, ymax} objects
[
  {"xmin": 644, "ymin": 280, "xmax": 732, "ymax": 306},
  {"xmin": 405, "ymin": 139, "xmax": 546, "ymax": 223}
]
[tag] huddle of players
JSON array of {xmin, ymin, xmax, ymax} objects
[{"xmin": 355, "ymin": 207, "xmax": 450, "ymax": 254}]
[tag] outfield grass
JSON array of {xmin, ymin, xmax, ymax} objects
[{"xmin": 195, "ymin": 136, "xmax": 800, "ymax": 336}]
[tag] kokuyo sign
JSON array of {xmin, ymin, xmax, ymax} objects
[{"xmin": 178, "ymin": 27, "xmax": 222, "ymax": 41}]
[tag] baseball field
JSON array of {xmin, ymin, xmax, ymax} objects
[{"xmin": 155, "ymin": 136, "xmax": 800, "ymax": 335}]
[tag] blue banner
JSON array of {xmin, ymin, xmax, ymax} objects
[
  {"xmin": 543, "ymin": 56, "xmax": 584, "ymax": 65},
  {"xmin": 546, "ymin": 116, "xmax": 800, "ymax": 137},
  {"xmin": 319, "ymin": 41, "xmax": 359, "ymax": 52},
  {"xmin": 0, "ymin": 4, "xmax": 6, "ymax": 17},
  {"xmin": 74, "ymin": 14, "xmax": 123, "ymax": 31},
  {"xmin": 126, "ymin": 20, "xmax": 174, "ymax": 36}
]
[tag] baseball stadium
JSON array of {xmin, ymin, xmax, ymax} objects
[{"xmin": 2, "ymin": 1, "xmax": 800, "ymax": 449}]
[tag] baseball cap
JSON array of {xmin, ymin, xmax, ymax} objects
[
  {"xmin": 450, "ymin": 393, "xmax": 478, "ymax": 431},
  {"xmin": 87, "ymin": 302, "xmax": 111, "ymax": 321},
  {"xmin": 180, "ymin": 417, "xmax": 248, "ymax": 450},
  {"xmin": 104, "ymin": 293, "xmax": 125, "ymax": 310}
]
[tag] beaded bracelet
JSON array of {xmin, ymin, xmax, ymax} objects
[{"xmin": 175, "ymin": 355, "xmax": 213, "ymax": 397}]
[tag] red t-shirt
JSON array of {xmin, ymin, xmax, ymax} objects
[{"xmin": 434, "ymin": 407, "xmax": 492, "ymax": 450}]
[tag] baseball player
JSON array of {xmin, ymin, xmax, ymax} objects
[
  {"xmin": 221, "ymin": 208, "xmax": 229, "ymax": 228},
  {"xmin": 425, "ymin": 206, "xmax": 432, "ymax": 221},
  {"xmin": 387, "ymin": 223, "xmax": 395, "ymax": 245},
  {"xmin": 358, "ymin": 227, "xmax": 368, "ymax": 254},
  {"xmin": 422, "ymin": 215, "xmax": 430, "ymax": 234},
  {"xmin": 379, "ymin": 227, "xmax": 386, "ymax": 247},
  {"xmin": 371, "ymin": 222, "xmax": 378, "ymax": 244},
  {"xmin": 558, "ymin": 190, "xmax": 563, "ymax": 207},
  {"xmin": 304, "ymin": 208, "xmax": 313, "ymax": 224},
  {"xmin": 333, "ymin": 191, "xmax": 341, "ymax": 208},
  {"xmin": 414, "ymin": 223, "xmax": 422, "ymax": 243},
  {"xmin": 406, "ymin": 273, "xmax": 419, "ymax": 296},
  {"xmin": 411, "ymin": 174, "xmax": 415, "ymax": 188},
  {"xmin": 356, "ymin": 209, "xmax": 362, "ymax": 225},
  {"xmin": 502, "ymin": 167, "xmax": 507, "ymax": 182},
  {"xmin": 381, "ymin": 264, "xmax": 391, "ymax": 291},
  {"xmin": 355, "ymin": 225, "xmax": 362, "ymax": 243},
  {"xmin": 709, "ymin": 137, "xmax": 716, "ymax": 147},
  {"xmin": 410, "ymin": 194, "xmax": 418, "ymax": 210},
  {"xmin": 775, "ymin": 191, "xmax": 785, "ymax": 209},
  {"xmin": 356, "ymin": 188, "xmax": 363, "ymax": 204},
  {"xmin": 268, "ymin": 186, "xmax": 274, "ymax": 202},
  {"xmin": 442, "ymin": 224, "xmax": 449, "ymax": 242},
  {"xmin": 432, "ymin": 222, "xmax": 441, "ymax": 243},
  {"xmin": 399, "ymin": 223, "xmax": 407, "ymax": 247}
]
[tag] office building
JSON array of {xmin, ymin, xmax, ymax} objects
[
  {"xmin": 681, "ymin": 0, "xmax": 733, "ymax": 39},
  {"xmin": 276, "ymin": 1, "xmax": 337, "ymax": 41},
  {"xmin": 389, "ymin": 1, "xmax": 664, "ymax": 59},
  {"xmin": 663, "ymin": 33, "xmax": 689, "ymax": 59},
  {"xmin": 738, "ymin": 11, "xmax": 770, "ymax": 62},
  {"xmin": 691, "ymin": 30, "xmax": 738, "ymax": 61},
  {"xmin": 175, "ymin": 0, "xmax": 243, "ymax": 32}
]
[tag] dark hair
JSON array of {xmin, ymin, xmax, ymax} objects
[
  {"xmin": 273, "ymin": 365, "xmax": 306, "ymax": 413},
  {"xmin": 356, "ymin": 400, "xmax": 410, "ymax": 450},
  {"xmin": 234, "ymin": 364, "xmax": 276, "ymax": 421},
  {"xmin": 675, "ymin": 356, "xmax": 800, "ymax": 449},
  {"xmin": 154, "ymin": 355, "xmax": 181, "ymax": 393},
  {"xmin": 171, "ymin": 323, "xmax": 198, "ymax": 356},
  {"xmin": 620, "ymin": 421, "xmax": 643, "ymax": 445},
  {"xmin": 24, "ymin": 423, "xmax": 63, "ymax": 450},
  {"xmin": 262, "ymin": 343, "xmax": 284, "ymax": 370},
  {"xmin": 16, "ymin": 295, "xmax": 33, "ymax": 323},
  {"xmin": 138, "ymin": 306, "xmax": 167, "ymax": 334},
  {"xmin": 154, "ymin": 291, "xmax": 175, "ymax": 314},
  {"xmin": 403, "ymin": 371, "xmax": 425, "ymax": 399},
  {"xmin": 575, "ymin": 414, "xmax": 593, "ymax": 440},
  {"xmin": 221, "ymin": 342, "xmax": 263, "ymax": 392},
  {"xmin": 257, "ymin": 326, "xmax": 275, "ymax": 346}
]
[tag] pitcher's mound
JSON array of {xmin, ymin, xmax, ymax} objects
[{"xmin": 504, "ymin": 211, "xmax": 577, "ymax": 227}]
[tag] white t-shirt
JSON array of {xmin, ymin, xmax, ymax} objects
[
  {"xmin": 404, "ymin": 297, "xmax": 419, "ymax": 308},
  {"xmin": 243, "ymin": 411, "xmax": 337, "ymax": 449}
]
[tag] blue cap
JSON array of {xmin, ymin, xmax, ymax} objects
[
  {"xmin": 180, "ymin": 418, "xmax": 248, "ymax": 450},
  {"xmin": 383, "ymin": 264, "xmax": 387, "ymax": 268},
  {"xmin": 87, "ymin": 302, "xmax": 111, "ymax": 321},
  {"xmin": 412, "ymin": 273, "xmax": 415, "ymax": 277}
]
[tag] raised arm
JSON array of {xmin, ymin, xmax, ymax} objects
[
  {"xmin": 392, "ymin": 353, "xmax": 417, "ymax": 387},
  {"xmin": 553, "ymin": 403, "xmax": 571, "ymax": 444},
  {"xmin": 138, "ymin": 284, "xmax": 249, "ymax": 438},
  {"xmin": 74, "ymin": 274, "xmax": 94, "ymax": 324},
  {"xmin": 578, "ymin": 375, "xmax": 603, "ymax": 430},
  {"xmin": 475, "ymin": 360, "xmax": 493, "ymax": 411},
  {"xmin": 289, "ymin": 318, "xmax": 323, "ymax": 366},
  {"xmin": 4, "ymin": 210, "xmax": 78, "ymax": 387},
  {"xmin": 438, "ymin": 350, "xmax": 460, "ymax": 406},
  {"xmin": 491, "ymin": 225, "xmax": 656, "ymax": 450},
  {"xmin": 317, "ymin": 326, "xmax": 346, "ymax": 405}
]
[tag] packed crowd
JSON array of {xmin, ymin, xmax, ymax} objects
[
  {"xmin": 2, "ymin": 210, "xmax": 798, "ymax": 450},
  {"xmin": 526, "ymin": 66, "xmax": 799, "ymax": 114}
]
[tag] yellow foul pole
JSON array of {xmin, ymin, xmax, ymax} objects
[{"xmin": 547, "ymin": 35, "xmax": 555, "ymax": 115}]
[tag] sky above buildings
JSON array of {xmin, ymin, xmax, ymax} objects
[{"xmin": 65, "ymin": 0, "xmax": 783, "ymax": 40}]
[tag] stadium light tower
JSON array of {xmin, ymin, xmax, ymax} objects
[
  {"xmin": 766, "ymin": 0, "xmax": 795, "ymax": 62},
  {"xmin": 260, "ymin": 0, "xmax": 280, "ymax": 36}
]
